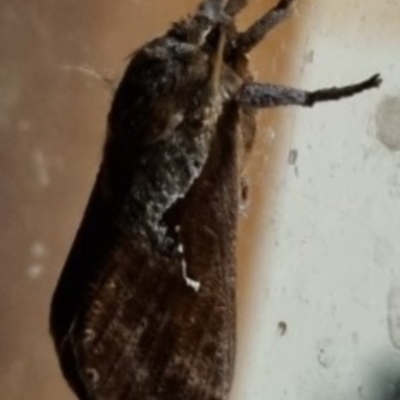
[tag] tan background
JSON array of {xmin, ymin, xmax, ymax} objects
[{"xmin": 1, "ymin": 1, "xmax": 399, "ymax": 400}]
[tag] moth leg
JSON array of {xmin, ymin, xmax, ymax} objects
[
  {"xmin": 239, "ymin": 74, "xmax": 382, "ymax": 108},
  {"xmin": 234, "ymin": 0, "xmax": 295, "ymax": 54},
  {"xmin": 224, "ymin": 0, "xmax": 249, "ymax": 17}
]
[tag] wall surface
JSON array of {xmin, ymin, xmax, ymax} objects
[
  {"xmin": 234, "ymin": 1, "xmax": 400, "ymax": 400},
  {"xmin": 0, "ymin": 1, "xmax": 398, "ymax": 400}
]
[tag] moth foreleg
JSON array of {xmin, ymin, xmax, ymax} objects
[
  {"xmin": 238, "ymin": 74, "xmax": 382, "ymax": 108},
  {"xmin": 233, "ymin": 0, "xmax": 296, "ymax": 55}
]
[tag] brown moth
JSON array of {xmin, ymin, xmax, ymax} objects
[{"xmin": 50, "ymin": 0, "xmax": 381, "ymax": 399}]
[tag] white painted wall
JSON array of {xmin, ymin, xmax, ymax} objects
[{"xmin": 233, "ymin": 1, "xmax": 400, "ymax": 400}]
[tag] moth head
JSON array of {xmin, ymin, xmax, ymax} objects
[{"xmin": 169, "ymin": 0, "xmax": 233, "ymax": 47}]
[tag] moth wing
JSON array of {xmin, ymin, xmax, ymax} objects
[{"xmin": 50, "ymin": 101, "xmax": 241, "ymax": 400}]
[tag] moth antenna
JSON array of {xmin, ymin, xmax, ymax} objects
[
  {"xmin": 238, "ymin": 74, "xmax": 382, "ymax": 108},
  {"xmin": 234, "ymin": 0, "xmax": 295, "ymax": 54}
]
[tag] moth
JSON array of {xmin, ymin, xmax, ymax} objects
[{"xmin": 50, "ymin": 0, "xmax": 381, "ymax": 399}]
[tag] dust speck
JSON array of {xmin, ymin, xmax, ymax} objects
[
  {"xmin": 304, "ymin": 49, "xmax": 314, "ymax": 64},
  {"xmin": 316, "ymin": 338, "xmax": 334, "ymax": 369},
  {"xmin": 288, "ymin": 149, "xmax": 298, "ymax": 165},
  {"xmin": 288, "ymin": 149, "xmax": 299, "ymax": 176},
  {"xmin": 266, "ymin": 127, "xmax": 276, "ymax": 143},
  {"xmin": 30, "ymin": 241, "xmax": 46, "ymax": 258},
  {"xmin": 32, "ymin": 150, "xmax": 50, "ymax": 186},
  {"xmin": 27, "ymin": 264, "xmax": 44, "ymax": 279},
  {"xmin": 277, "ymin": 321, "xmax": 287, "ymax": 336}
]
